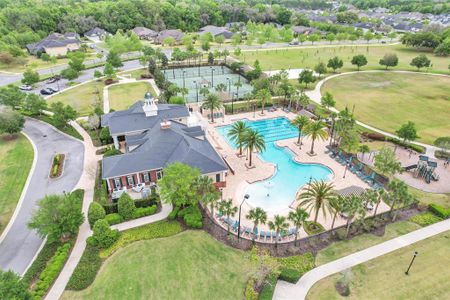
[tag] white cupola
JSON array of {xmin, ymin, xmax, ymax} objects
[{"xmin": 142, "ymin": 92, "xmax": 158, "ymax": 117}]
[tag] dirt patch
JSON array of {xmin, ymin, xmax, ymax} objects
[
  {"xmin": 367, "ymin": 81, "xmax": 392, "ymax": 88},
  {"xmin": 1, "ymin": 134, "xmax": 19, "ymax": 141},
  {"xmin": 335, "ymin": 281, "xmax": 350, "ymax": 296}
]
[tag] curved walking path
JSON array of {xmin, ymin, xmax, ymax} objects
[
  {"xmin": 305, "ymin": 70, "xmax": 450, "ymax": 158},
  {"xmin": 0, "ymin": 118, "xmax": 84, "ymax": 274},
  {"xmin": 273, "ymin": 218, "xmax": 450, "ymax": 300}
]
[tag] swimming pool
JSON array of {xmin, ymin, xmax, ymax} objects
[{"xmin": 217, "ymin": 117, "xmax": 333, "ymax": 212}]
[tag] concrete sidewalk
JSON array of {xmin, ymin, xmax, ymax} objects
[{"xmin": 273, "ymin": 219, "xmax": 450, "ymax": 300}]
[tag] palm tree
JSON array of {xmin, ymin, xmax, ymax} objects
[
  {"xmin": 363, "ymin": 189, "xmax": 378, "ymax": 216},
  {"xmin": 246, "ymin": 207, "xmax": 267, "ymax": 241},
  {"xmin": 268, "ymin": 215, "xmax": 289, "ymax": 248},
  {"xmin": 195, "ymin": 175, "xmax": 219, "ymax": 216},
  {"xmin": 218, "ymin": 199, "xmax": 238, "ymax": 234},
  {"xmin": 234, "ymin": 80, "xmax": 242, "ymax": 100},
  {"xmin": 227, "ymin": 121, "xmax": 248, "ymax": 156},
  {"xmin": 199, "ymin": 86, "xmax": 210, "ymax": 100},
  {"xmin": 303, "ymin": 120, "xmax": 329, "ymax": 155},
  {"xmin": 329, "ymin": 112, "xmax": 337, "ymax": 146},
  {"xmin": 256, "ymin": 88, "xmax": 271, "ymax": 115},
  {"xmin": 358, "ymin": 144, "xmax": 370, "ymax": 161},
  {"xmin": 202, "ymin": 93, "xmax": 222, "ymax": 123},
  {"xmin": 291, "ymin": 115, "xmax": 310, "ymax": 146},
  {"xmin": 298, "ymin": 180, "xmax": 335, "ymax": 223},
  {"xmin": 242, "ymin": 128, "xmax": 266, "ymax": 167},
  {"xmin": 342, "ymin": 194, "xmax": 366, "ymax": 237},
  {"xmin": 329, "ymin": 195, "xmax": 344, "ymax": 230},
  {"xmin": 288, "ymin": 207, "xmax": 309, "ymax": 246}
]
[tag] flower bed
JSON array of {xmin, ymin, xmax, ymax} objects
[
  {"xmin": 49, "ymin": 153, "xmax": 65, "ymax": 178},
  {"xmin": 304, "ymin": 221, "xmax": 326, "ymax": 235}
]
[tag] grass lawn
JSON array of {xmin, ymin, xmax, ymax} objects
[
  {"xmin": 236, "ymin": 44, "xmax": 450, "ymax": 74},
  {"xmin": 321, "ymin": 72, "xmax": 450, "ymax": 144},
  {"xmin": 108, "ymin": 81, "xmax": 155, "ymax": 111},
  {"xmin": 62, "ymin": 230, "xmax": 258, "ymax": 300},
  {"xmin": 119, "ymin": 68, "xmax": 148, "ymax": 79},
  {"xmin": 0, "ymin": 55, "xmax": 71, "ymax": 73},
  {"xmin": 0, "ymin": 134, "xmax": 34, "ymax": 234},
  {"xmin": 307, "ymin": 231, "xmax": 450, "ymax": 300},
  {"xmin": 408, "ymin": 187, "xmax": 450, "ymax": 208},
  {"xmin": 48, "ymin": 80, "xmax": 105, "ymax": 116},
  {"xmin": 315, "ymin": 221, "xmax": 421, "ymax": 266}
]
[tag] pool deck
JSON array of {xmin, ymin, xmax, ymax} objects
[{"xmin": 198, "ymin": 108, "xmax": 390, "ymax": 238}]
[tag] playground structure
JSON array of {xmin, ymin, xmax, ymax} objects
[{"xmin": 404, "ymin": 155, "xmax": 440, "ymax": 184}]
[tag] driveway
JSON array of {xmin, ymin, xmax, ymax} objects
[{"xmin": 0, "ymin": 118, "xmax": 84, "ymax": 274}]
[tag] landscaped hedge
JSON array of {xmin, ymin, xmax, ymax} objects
[
  {"xmin": 99, "ymin": 220, "xmax": 183, "ymax": 258},
  {"xmin": 428, "ymin": 204, "xmax": 450, "ymax": 219},
  {"xmin": 31, "ymin": 243, "xmax": 72, "ymax": 299},
  {"xmin": 224, "ymin": 101, "xmax": 273, "ymax": 114},
  {"xmin": 66, "ymin": 245, "xmax": 102, "ymax": 291},
  {"xmin": 50, "ymin": 154, "xmax": 64, "ymax": 178},
  {"xmin": 132, "ymin": 205, "xmax": 157, "ymax": 219},
  {"xmin": 304, "ymin": 221, "xmax": 325, "ymax": 235},
  {"xmin": 104, "ymin": 213, "xmax": 123, "ymax": 225},
  {"xmin": 22, "ymin": 241, "xmax": 61, "ymax": 286},
  {"xmin": 258, "ymin": 273, "xmax": 278, "ymax": 300},
  {"xmin": 178, "ymin": 205, "xmax": 203, "ymax": 228},
  {"xmin": 101, "ymin": 193, "xmax": 159, "ymax": 214},
  {"xmin": 409, "ymin": 212, "xmax": 442, "ymax": 226},
  {"xmin": 435, "ymin": 150, "xmax": 450, "ymax": 160},
  {"xmin": 386, "ymin": 137, "xmax": 426, "ymax": 153},
  {"xmin": 277, "ymin": 253, "xmax": 315, "ymax": 283}
]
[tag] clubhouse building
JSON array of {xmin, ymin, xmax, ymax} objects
[{"xmin": 101, "ymin": 93, "xmax": 228, "ymax": 196}]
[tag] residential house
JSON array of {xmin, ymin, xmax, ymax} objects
[
  {"xmin": 26, "ymin": 32, "xmax": 80, "ymax": 56},
  {"xmin": 154, "ymin": 29, "xmax": 185, "ymax": 45},
  {"xmin": 132, "ymin": 27, "xmax": 158, "ymax": 40},
  {"xmin": 84, "ymin": 27, "xmax": 109, "ymax": 41},
  {"xmin": 198, "ymin": 25, "xmax": 234, "ymax": 39},
  {"xmin": 291, "ymin": 26, "xmax": 321, "ymax": 35},
  {"xmin": 101, "ymin": 93, "xmax": 228, "ymax": 197}
]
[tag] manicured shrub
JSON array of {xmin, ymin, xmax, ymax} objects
[
  {"xmin": 435, "ymin": 150, "xmax": 450, "ymax": 160},
  {"xmin": 278, "ymin": 268, "xmax": 301, "ymax": 283},
  {"xmin": 178, "ymin": 205, "xmax": 203, "ymax": 228},
  {"xmin": 104, "ymin": 213, "xmax": 123, "ymax": 225},
  {"xmin": 99, "ymin": 127, "xmax": 112, "ymax": 144},
  {"xmin": 99, "ymin": 220, "xmax": 183, "ymax": 258},
  {"xmin": 66, "ymin": 245, "xmax": 102, "ymax": 290},
  {"xmin": 32, "ymin": 243, "xmax": 71, "ymax": 298},
  {"xmin": 103, "ymin": 146, "xmax": 122, "ymax": 157},
  {"xmin": 88, "ymin": 202, "xmax": 106, "ymax": 227},
  {"xmin": 304, "ymin": 221, "xmax": 325, "ymax": 235},
  {"xmin": 22, "ymin": 241, "xmax": 61, "ymax": 285},
  {"xmin": 409, "ymin": 212, "xmax": 442, "ymax": 226},
  {"xmin": 364, "ymin": 132, "xmax": 386, "ymax": 141},
  {"xmin": 132, "ymin": 205, "xmax": 157, "ymax": 219},
  {"xmin": 0, "ymin": 270, "xmax": 31, "ymax": 300},
  {"xmin": 428, "ymin": 204, "xmax": 450, "ymax": 219},
  {"xmin": 277, "ymin": 252, "xmax": 315, "ymax": 283},
  {"xmin": 102, "ymin": 202, "xmax": 118, "ymax": 214},
  {"xmin": 117, "ymin": 193, "xmax": 135, "ymax": 220},
  {"xmin": 134, "ymin": 195, "xmax": 159, "ymax": 208},
  {"xmin": 88, "ymin": 219, "xmax": 120, "ymax": 249},
  {"xmin": 168, "ymin": 206, "xmax": 180, "ymax": 220},
  {"xmin": 386, "ymin": 137, "xmax": 426, "ymax": 153}
]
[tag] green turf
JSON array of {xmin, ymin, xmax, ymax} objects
[
  {"xmin": 108, "ymin": 81, "xmax": 155, "ymax": 111},
  {"xmin": 237, "ymin": 44, "xmax": 450, "ymax": 74},
  {"xmin": 321, "ymin": 72, "xmax": 450, "ymax": 144},
  {"xmin": 307, "ymin": 231, "xmax": 450, "ymax": 300},
  {"xmin": 315, "ymin": 221, "xmax": 421, "ymax": 266},
  {"xmin": 0, "ymin": 134, "xmax": 34, "ymax": 234},
  {"xmin": 62, "ymin": 231, "xmax": 258, "ymax": 300},
  {"xmin": 48, "ymin": 80, "xmax": 105, "ymax": 116}
]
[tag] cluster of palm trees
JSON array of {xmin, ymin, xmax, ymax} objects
[
  {"xmin": 201, "ymin": 91, "xmax": 223, "ymax": 123},
  {"xmin": 298, "ymin": 179, "xmax": 414, "ymax": 237},
  {"xmin": 291, "ymin": 116, "xmax": 329, "ymax": 155},
  {"xmin": 227, "ymin": 121, "xmax": 266, "ymax": 167}
]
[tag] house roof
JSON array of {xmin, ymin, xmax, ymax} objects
[
  {"xmin": 84, "ymin": 27, "xmax": 107, "ymax": 37},
  {"xmin": 101, "ymin": 101, "xmax": 190, "ymax": 135},
  {"xmin": 26, "ymin": 32, "xmax": 80, "ymax": 54},
  {"xmin": 291, "ymin": 26, "xmax": 319, "ymax": 34},
  {"xmin": 102, "ymin": 117, "xmax": 227, "ymax": 178},
  {"xmin": 199, "ymin": 25, "xmax": 233, "ymax": 38},
  {"xmin": 132, "ymin": 27, "xmax": 157, "ymax": 37},
  {"xmin": 155, "ymin": 29, "xmax": 185, "ymax": 43}
]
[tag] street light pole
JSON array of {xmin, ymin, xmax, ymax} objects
[
  {"xmin": 405, "ymin": 251, "xmax": 418, "ymax": 275},
  {"xmin": 237, "ymin": 194, "xmax": 250, "ymax": 241},
  {"xmin": 343, "ymin": 162, "xmax": 350, "ymax": 178},
  {"xmin": 182, "ymin": 70, "xmax": 186, "ymax": 89}
]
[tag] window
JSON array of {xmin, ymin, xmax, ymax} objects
[
  {"xmin": 143, "ymin": 172, "xmax": 150, "ymax": 182},
  {"xmin": 216, "ymin": 173, "xmax": 221, "ymax": 183},
  {"xmin": 127, "ymin": 175, "xmax": 134, "ymax": 186},
  {"xmin": 114, "ymin": 178, "xmax": 121, "ymax": 189},
  {"xmin": 156, "ymin": 169, "xmax": 163, "ymax": 180}
]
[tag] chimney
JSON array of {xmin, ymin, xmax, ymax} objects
[{"xmin": 160, "ymin": 121, "xmax": 171, "ymax": 129}]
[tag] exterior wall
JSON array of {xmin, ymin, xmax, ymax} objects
[{"xmin": 44, "ymin": 43, "xmax": 80, "ymax": 56}]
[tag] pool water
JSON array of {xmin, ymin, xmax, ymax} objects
[{"xmin": 217, "ymin": 117, "xmax": 333, "ymax": 212}]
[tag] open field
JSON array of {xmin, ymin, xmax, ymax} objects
[
  {"xmin": 237, "ymin": 44, "xmax": 450, "ymax": 74},
  {"xmin": 108, "ymin": 81, "xmax": 155, "ymax": 111},
  {"xmin": 315, "ymin": 221, "xmax": 421, "ymax": 266},
  {"xmin": 48, "ymin": 80, "xmax": 105, "ymax": 116},
  {"xmin": 308, "ymin": 231, "xmax": 450, "ymax": 300},
  {"xmin": 321, "ymin": 72, "xmax": 450, "ymax": 144},
  {"xmin": 0, "ymin": 134, "xmax": 34, "ymax": 234},
  {"xmin": 62, "ymin": 231, "xmax": 257, "ymax": 300}
]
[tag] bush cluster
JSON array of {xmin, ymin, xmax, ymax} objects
[
  {"xmin": 363, "ymin": 132, "xmax": 386, "ymax": 141},
  {"xmin": 304, "ymin": 221, "xmax": 325, "ymax": 235},
  {"xmin": 88, "ymin": 202, "xmax": 106, "ymax": 227},
  {"xmin": 101, "ymin": 193, "xmax": 159, "ymax": 214},
  {"xmin": 104, "ymin": 213, "xmax": 123, "ymax": 225},
  {"xmin": 244, "ymin": 278, "xmax": 258, "ymax": 300},
  {"xmin": 22, "ymin": 241, "xmax": 61, "ymax": 286},
  {"xmin": 435, "ymin": 150, "xmax": 450, "ymax": 160},
  {"xmin": 99, "ymin": 220, "xmax": 183, "ymax": 258},
  {"xmin": 66, "ymin": 245, "xmax": 102, "ymax": 291},
  {"xmin": 118, "ymin": 193, "xmax": 136, "ymax": 219},
  {"xmin": 409, "ymin": 212, "xmax": 443, "ymax": 226},
  {"xmin": 258, "ymin": 273, "xmax": 278, "ymax": 300},
  {"xmin": 32, "ymin": 243, "xmax": 71, "ymax": 298},
  {"xmin": 178, "ymin": 205, "xmax": 203, "ymax": 228},
  {"xmin": 428, "ymin": 203, "xmax": 450, "ymax": 219},
  {"xmin": 51, "ymin": 154, "xmax": 63, "ymax": 177},
  {"xmin": 386, "ymin": 137, "xmax": 426, "ymax": 153},
  {"xmin": 277, "ymin": 253, "xmax": 315, "ymax": 283},
  {"xmin": 132, "ymin": 205, "xmax": 157, "ymax": 219},
  {"xmin": 87, "ymin": 219, "xmax": 119, "ymax": 248}
]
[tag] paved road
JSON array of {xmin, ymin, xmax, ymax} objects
[
  {"xmin": 273, "ymin": 219, "xmax": 450, "ymax": 299},
  {"xmin": 0, "ymin": 118, "xmax": 84, "ymax": 274}
]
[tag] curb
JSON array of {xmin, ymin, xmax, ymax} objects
[{"xmin": 0, "ymin": 131, "xmax": 38, "ymax": 245}]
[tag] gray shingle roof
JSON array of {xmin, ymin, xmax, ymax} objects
[
  {"xmin": 26, "ymin": 32, "xmax": 80, "ymax": 54},
  {"xmin": 199, "ymin": 26, "xmax": 233, "ymax": 39},
  {"xmin": 102, "ymin": 120, "xmax": 227, "ymax": 178},
  {"xmin": 84, "ymin": 27, "xmax": 107, "ymax": 37}
]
